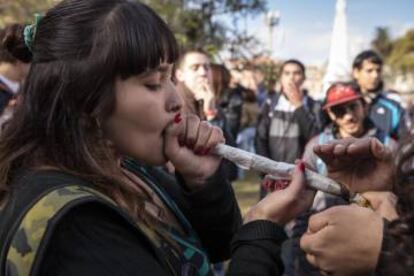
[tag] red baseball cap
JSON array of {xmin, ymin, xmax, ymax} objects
[{"xmin": 323, "ymin": 84, "xmax": 362, "ymax": 110}]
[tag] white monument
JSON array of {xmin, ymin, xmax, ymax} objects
[{"xmin": 323, "ymin": 0, "xmax": 351, "ymax": 92}]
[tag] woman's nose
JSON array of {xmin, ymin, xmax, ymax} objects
[
  {"xmin": 166, "ymin": 84, "xmax": 182, "ymax": 113},
  {"xmin": 168, "ymin": 99, "xmax": 182, "ymax": 113}
]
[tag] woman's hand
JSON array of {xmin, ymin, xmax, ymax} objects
[
  {"xmin": 314, "ymin": 137, "xmax": 395, "ymax": 193},
  {"xmin": 244, "ymin": 161, "xmax": 315, "ymax": 226},
  {"xmin": 164, "ymin": 114, "xmax": 225, "ymax": 190},
  {"xmin": 300, "ymin": 205, "xmax": 384, "ymax": 275}
]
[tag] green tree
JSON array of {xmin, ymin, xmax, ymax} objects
[
  {"xmin": 142, "ymin": 0, "xmax": 267, "ymax": 57},
  {"xmin": 387, "ymin": 29, "xmax": 414, "ymax": 74},
  {"xmin": 371, "ymin": 27, "xmax": 393, "ymax": 59},
  {"xmin": 0, "ymin": 0, "xmax": 54, "ymax": 27},
  {"xmin": 0, "ymin": 0, "xmax": 267, "ymax": 58}
]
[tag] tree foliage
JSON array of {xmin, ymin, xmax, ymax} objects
[
  {"xmin": 0, "ymin": 0, "xmax": 54, "ymax": 27},
  {"xmin": 143, "ymin": 0, "xmax": 267, "ymax": 58},
  {"xmin": 387, "ymin": 30, "xmax": 414, "ymax": 74},
  {"xmin": 371, "ymin": 27, "xmax": 414, "ymax": 74},
  {"xmin": 0, "ymin": 0, "xmax": 267, "ymax": 58},
  {"xmin": 371, "ymin": 27, "xmax": 393, "ymax": 59}
]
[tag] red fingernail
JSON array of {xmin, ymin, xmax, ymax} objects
[
  {"xmin": 178, "ymin": 140, "xmax": 184, "ymax": 147},
  {"xmin": 174, "ymin": 113, "xmax": 182, "ymax": 123},
  {"xmin": 299, "ymin": 161, "xmax": 305, "ymax": 172},
  {"xmin": 202, "ymin": 148, "xmax": 210, "ymax": 155}
]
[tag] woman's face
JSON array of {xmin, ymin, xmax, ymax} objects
[{"xmin": 103, "ymin": 63, "xmax": 182, "ymax": 165}]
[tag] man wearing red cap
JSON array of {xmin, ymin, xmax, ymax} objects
[
  {"xmin": 304, "ymin": 82, "xmax": 397, "ymax": 179},
  {"xmin": 283, "ymin": 82, "xmax": 397, "ymax": 276}
]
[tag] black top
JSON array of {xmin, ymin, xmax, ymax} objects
[{"xmin": 0, "ymin": 163, "xmax": 287, "ymax": 275}]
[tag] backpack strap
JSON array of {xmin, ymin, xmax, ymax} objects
[
  {"xmin": 122, "ymin": 159, "xmax": 211, "ymax": 276},
  {"xmin": 4, "ymin": 185, "xmax": 168, "ymax": 276}
]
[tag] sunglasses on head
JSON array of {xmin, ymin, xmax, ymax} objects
[{"xmin": 329, "ymin": 101, "xmax": 360, "ymax": 118}]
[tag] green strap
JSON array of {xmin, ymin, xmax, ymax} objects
[{"xmin": 5, "ymin": 185, "xmax": 117, "ymax": 276}]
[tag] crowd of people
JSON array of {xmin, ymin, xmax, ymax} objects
[{"xmin": 0, "ymin": 0, "xmax": 413, "ymax": 275}]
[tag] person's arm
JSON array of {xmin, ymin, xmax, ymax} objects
[
  {"xmin": 39, "ymin": 202, "xmax": 170, "ymax": 276},
  {"xmin": 227, "ymin": 161, "xmax": 315, "ymax": 276},
  {"xmin": 227, "ymin": 220, "xmax": 287, "ymax": 275}
]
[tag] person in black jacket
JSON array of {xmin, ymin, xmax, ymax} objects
[
  {"xmin": 0, "ymin": 1, "xmax": 316, "ymax": 275},
  {"xmin": 255, "ymin": 59, "xmax": 323, "ymax": 198}
]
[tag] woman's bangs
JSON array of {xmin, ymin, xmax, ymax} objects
[{"xmin": 112, "ymin": 3, "xmax": 179, "ymax": 79}]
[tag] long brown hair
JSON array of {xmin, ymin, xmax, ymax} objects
[
  {"xmin": 379, "ymin": 136, "xmax": 414, "ymax": 274},
  {"xmin": 211, "ymin": 63, "xmax": 231, "ymax": 101},
  {"xmin": 0, "ymin": 0, "xmax": 178, "ymax": 221}
]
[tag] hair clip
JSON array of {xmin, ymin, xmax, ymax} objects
[{"xmin": 23, "ymin": 13, "xmax": 44, "ymax": 52}]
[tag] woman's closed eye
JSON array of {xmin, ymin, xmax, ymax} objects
[{"xmin": 145, "ymin": 83, "xmax": 162, "ymax": 91}]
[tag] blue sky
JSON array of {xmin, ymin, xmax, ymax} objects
[{"xmin": 238, "ymin": 0, "xmax": 414, "ymax": 65}]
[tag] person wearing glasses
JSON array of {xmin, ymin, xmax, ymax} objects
[{"xmin": 282, "ymin": 82, "xmax": 397, "ymax": 276}]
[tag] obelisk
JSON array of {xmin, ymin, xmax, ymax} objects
[{"xmin": 323, "ymin": 0, "xmax": 351, "ymax": 92}]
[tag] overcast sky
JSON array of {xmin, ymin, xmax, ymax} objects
[{"xmin": 240, "ymin": 0, "xmax": 414, "ymax": 66}]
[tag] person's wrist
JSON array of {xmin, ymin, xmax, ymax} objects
[{"xmin": 244, "ymin": 205, "xmax": 286, "ymax": 226}]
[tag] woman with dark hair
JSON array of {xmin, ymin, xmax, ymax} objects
[{"xmin": 0, "ymin": 0, "xmax": 315, "ymax": 275}]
